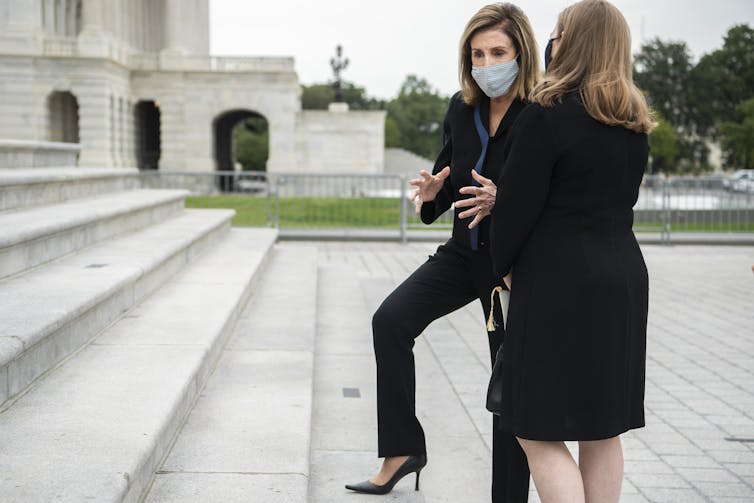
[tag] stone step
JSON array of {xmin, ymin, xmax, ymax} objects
[
  {"xmin": 0, "ymin": 188, "xmax": 188, "ymax": 279},
  {"xmin": 0, "ymin": 208, "xmax": 234, "ymax": 408},
  {"xmin": 143, "ymin": 244, "xmax": 318, "ymax": 502},
  {"xmin": 0, "ymin": 167, "xmax": 140, "ymax": 212},
  {"xmin": 0, "ymin": 227, "xmax": 277, "ymax": 503}
]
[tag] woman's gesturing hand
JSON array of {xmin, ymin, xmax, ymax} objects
[
  {"xmin": 456, "ymin": 170, "xmax": 497, "ymax": 229},
  {"xmin": 408, "ymin": 166, "xmax": 451, "ymax": 215}
]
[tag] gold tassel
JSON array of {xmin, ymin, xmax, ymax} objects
[{"xmin": 487, "ymin": 285, "xmax": 505, "ymax": 331}]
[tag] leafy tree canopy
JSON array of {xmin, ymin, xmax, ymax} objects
[
  {"xmin": 634, "ymin": 39, "xmax": 693, "ymax": 130},
  {"xmin": 385, "ymin": 75, "xmax": 448, "ymax": 160},
  {"xmin": 233, "ymin": 116, "xmax": 268, "ymax": 171},
  {"xmin": 301, "ymin": 81, "xmax": 384, "ymax": 110},
  {"xmin": 721, "ymin": 97, "xmax": 754, "ymax": 169},
  {"xmin": 648, "ymin": 113, "xmax": 679, "ymax": 174}
]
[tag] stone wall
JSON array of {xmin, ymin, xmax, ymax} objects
[
  {"xmin": 131, "ymin": 59, "xmax": 300, "ymax": 173},
  {"xmin": 295, "ymin": 108, "xmax": 386, "ymax": 174}
]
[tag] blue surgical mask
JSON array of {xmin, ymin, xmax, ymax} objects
[{"xmin": 471, "ymin": 59, "xmax": 519, "ymax": 98}]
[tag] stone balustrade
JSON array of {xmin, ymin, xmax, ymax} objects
[{"xmin": 0, "ymin": 139, "xmax": 80, "ymax": 168}]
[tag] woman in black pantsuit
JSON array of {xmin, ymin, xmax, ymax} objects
[
  {"xmin": 489, "ymin": 1, "xmax": 654, "ymax": 501},
  {"xmin": 345, "ymin": 4, "xmax": 538, "ymax": 500}
]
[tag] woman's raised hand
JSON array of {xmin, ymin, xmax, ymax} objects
[
  {"xmin": 408, "ymin": 166, "xmax": 451, "ymax": 215},
  {"xmin": 456, "ymin": 170, "xmax": 497, "ymax": 229}
]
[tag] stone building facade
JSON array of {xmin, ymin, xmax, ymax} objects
[{"xmin": 0, "ymin": 0, "xmax": 385, "ymax": 173}]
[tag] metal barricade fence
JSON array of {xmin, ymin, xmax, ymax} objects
[
  {"xmin": 139, "ymin": 171, "xmax": 754, "ymax": 243},
  {"xmin": 636, "ymin": 175, "xmax": 754, "ymax": 240}
]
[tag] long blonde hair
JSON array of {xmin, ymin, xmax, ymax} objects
[
  {"xmin": 532, "ymin": 0, "xmax": 656, "ymax": 133},
  {"xmin": 459, "ymin": 3, "xmax": 540, "ymax": 106}
]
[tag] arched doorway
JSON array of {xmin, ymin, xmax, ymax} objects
[
  {"xmin": 213, "ymin": 110, "xmax": 269, "ymax": 191},
  {"xmin": 134, "ymin": 100, "xmax": 161, "ymax": 170},
  {"xmin": 47, "ymin": 91, "xmax": 79, "ymax": 143}
]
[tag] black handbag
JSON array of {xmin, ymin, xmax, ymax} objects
[{"xmin": 485, "ymin": 286, "xmax": 508, "ymax": 415}]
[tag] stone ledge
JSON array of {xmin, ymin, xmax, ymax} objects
[
  {"xmin": 0, "ymin": 189, "xmax": 190, "ymax": 278},
  {"xmin": 0, "ymin": 167, "xmax": 141, "ymax": 212},
  {"xmin": 0, "ymin": 139, "xmax": 81, "ymax": 169},
  {"xmin": 0, "ymin": 167, "xmax": 138, "ymax": 186}
]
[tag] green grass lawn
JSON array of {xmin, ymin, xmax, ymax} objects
[
  {"xmin": 186, "ymin": 195, "xmax": 754, "ymax": 232},
  {"xmin": 186, "ymin": 195, "xmax": 269, "ymax": 227},
  {"xmin": 186, "ymin": 195, "xmax": 401, "ymax": 228}
]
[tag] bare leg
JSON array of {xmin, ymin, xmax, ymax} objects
[
  {"xmin": 517, "ymin": 438, "xmax": 585, "ymax": 503},
  {"xmin": 578, "ymin": 436, "xmax": 623, "ymax": 503},
  {"xmin": 371, "ymin": 456, "xmax": 410, "ymax": 485}
]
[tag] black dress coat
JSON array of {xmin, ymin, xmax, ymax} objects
[
  {"xmin": 421, "ymin": 92, "xmax": 527, "ymax": 247},
  {"xmin": 490, "ymin": 95, "xmax": 649, "ymax": 441}
]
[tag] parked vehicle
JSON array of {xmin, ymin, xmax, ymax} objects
[{"xmin": 723, "ymin": 170, "xmax": 754, "ymax": 193}]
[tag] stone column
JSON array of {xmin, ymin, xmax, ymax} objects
[
  {"xmin": 41, "ymin": 0, "xmax": 54, "ymax": 34},
  {"xmin": 162, "ymin": 0, "xmax": 186, "ymax": 53},
  {"xmin": 77, "ymin": 0, "xmax": 107, "ymax": 55},
  {"xmin": 65, "ymin": 0, "xmax": 76, "ymax": 36},
  {"xmin": 79, "ymin": 0, "xmax": 103, "ymax": 35},
  {"xmin": 194, "ymin": 0, "xmax": 210, "ymax": 54}
]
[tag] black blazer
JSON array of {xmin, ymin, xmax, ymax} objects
[
  {"xmin": 489, "ymin": 95, "xmax": 649, "ymax": 440},
  {"xmin": 421, "ymin": 92, "xmax": 527, "ymax": 249}
]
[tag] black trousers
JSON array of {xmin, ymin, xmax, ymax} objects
[{"xmin": 372, "ymin": 239, "xmax": 530, "ymax": 503}]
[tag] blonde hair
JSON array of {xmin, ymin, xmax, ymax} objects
[
  {"xmin": 459, "ymin": 3, "xmax": 540, "ymax": 106},
  {"xmin": 532, "ymin": 0, "xmax": 656, "ymax": 133}
]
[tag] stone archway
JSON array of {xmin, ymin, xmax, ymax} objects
[
  {"xmin": 212, "ymin": 109, "xmax": 269, "ymax": 190},
  {"xmin": 47, "ymin": 91, "xmax": 79, "ymax": 143},
  {"xmin": 134, "ymin": 100, "xmax": 161, "ymax": 170}
]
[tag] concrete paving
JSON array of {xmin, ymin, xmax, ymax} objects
[
  {"xmin": 301, "ymin": 241, "xmax": 754, "ymax": 502},
  {"xmin": 146, "ymin": 240, "xmax": 753, "ymax": 502}
]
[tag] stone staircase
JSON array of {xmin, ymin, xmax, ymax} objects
[
  {"xmin": 0, "ymin": 166, "xmax": 279, "ymax": 502},
  {"xmin": 143, "ymin": 244, "xmax": 319, "ymax": 502}
]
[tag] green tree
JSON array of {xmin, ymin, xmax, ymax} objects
[
  {"xmin": 384, "ymin": 116, "xmax": 401, "ymax": 148},
  {"xmin": 233, "ymin": 116, "xmax": 268, "ymax": 171},
  {"xmin": 301, "ymin": 81, "xmax": 384, "ymax": 110},
  {"xmin": 648, "ymin": 114, "xmax": 679, "ymax": 173},
  {"xmin": 385, "ymin": 75, "xmax": 448, "ymax": 159},
  {"xmin": 687, "ymin": 24, "xmax": 754, "ymax": 138},
  {"xmin": 633, "ymin": 39, "xmax": 707, "ymax": 170},
  {"xmin": 634, "ymin": 39, "xmax": 693, "ymax": 130},
  {"xmin": 721, "ymin": 97, "xmax": 754, "ymax": 169}
]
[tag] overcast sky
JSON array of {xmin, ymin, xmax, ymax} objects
[{"xmin": 210, "ymin": 0, "xmax": 754, "ymax": 100}]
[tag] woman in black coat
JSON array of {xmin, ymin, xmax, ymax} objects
[
  {"xmin": 488, "ymin": 1, "xmax": 654, "ymax": 501},
  {"xmin": 345, "ymin": 4, "xmax": 538, "ymax": 500}
]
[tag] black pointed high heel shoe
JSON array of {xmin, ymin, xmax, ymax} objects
[{"xmin": 345, "ymin": 454, "xmax": 427, "ymax": 495}]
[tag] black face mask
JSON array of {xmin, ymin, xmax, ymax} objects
[{"xmin": 544, "ymin": 38, "xmax": 553, "ymax": 70}]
